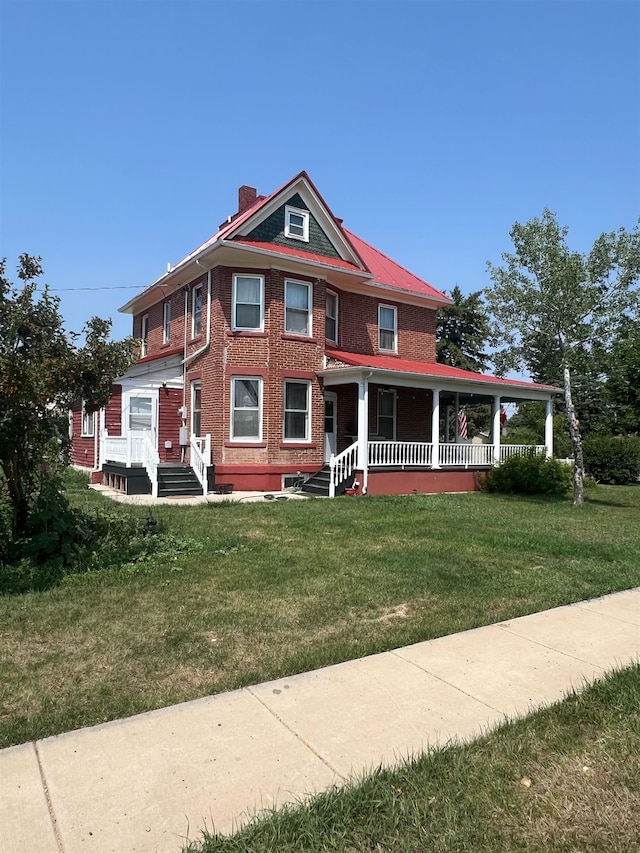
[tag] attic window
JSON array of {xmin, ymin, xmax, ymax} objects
[{"xmin": 285, "ymin": 205, "xmax": 309, "ymax": 242}]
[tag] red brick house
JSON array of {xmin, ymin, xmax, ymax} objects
[{"xmin": 71, "ymin": 171, "xmax": 559, "ymax": 497}]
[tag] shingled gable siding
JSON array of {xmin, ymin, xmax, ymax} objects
[
  {"xmin": 336, "ymin": 289, "xmax": 437, "ymax": 361},
  {"xmin": 244, "ymin": 193, "xmax": 342, "ymax": 260}
]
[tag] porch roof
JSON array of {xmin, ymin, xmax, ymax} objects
[{"xmin": 321, "ymin": 348, "xmax": 561, "ymax": 399}]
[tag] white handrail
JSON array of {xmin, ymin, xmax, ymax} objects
[
  {"xmin": 190, "ymin": 433, "xmax": 211, "ymax": 495},
  {"xmin": 328, "ymin": 441, "xmax": 358, "ymax": 498},
  {"xmin": 142, "ymin": 434, "xmax": 160, "ymax": 498},
  {"xmin": 439, "ymin": 443, "xmax": 493, "ymax": 467}
]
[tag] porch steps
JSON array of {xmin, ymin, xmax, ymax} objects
[
  {"xmin": 300, "ymin": 465, "xmax": 355, "ymax": 497},
  {"xmin": 156, "ymin": 464, "xmax": 203, "ymax": 498}
]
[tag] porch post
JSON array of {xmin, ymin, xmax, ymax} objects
[
  {"xmin": 454, "ymin": 392, "xmax": 460, "ymax": 442},
  {"xmin": 431, "ymin": 388, "xmax": 440, "ymax": 469},
  {"xmin": 357, "ymin": 375, "xmax": 369, "ymax": 490},
  {"xmin": 545, "ymin": 397, "xmax": 554, "ymax": 458},
  {"xmin": 492, "ymin": 395, "xmax": 501, "ymax": 464}
]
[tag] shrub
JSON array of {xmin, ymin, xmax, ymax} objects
[
  {"xmin": 583, "ymin": 434, "xmax": 640, "ymax": 485},
  {"xmin": 481, "ymin": 452, "xmax": 572, "ymax": 496}
]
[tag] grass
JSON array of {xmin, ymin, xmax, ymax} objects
[
  {"xmin": 1, "ymin": 474, "xmax": 640, "ymax": 748},
  {"xmin": 184, "ymin": 663, "xmax": 640, "ymax": 853}
]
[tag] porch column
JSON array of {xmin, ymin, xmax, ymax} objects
[
  {"xmin": 492, "ymin": 395, "xmax": 501, "ymax": 464},
  {"xmin": 454, "ymin": 392, "xmax": 460, "ymax": 442},
  {"xmin": 545, "ymin": 397, "xmax": 554, "ymax": 458},
  {"xmin": 357, "ymin": 376, "xmax": 369, "ymax": 489},
  {"xmin": 431, "ymin": 388, "xmax": 440, "ymax": 469}
]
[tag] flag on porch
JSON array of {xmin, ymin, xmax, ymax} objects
[{"xmin": 458, "ymin": 407, "xmax": 468, "ymax": 439}]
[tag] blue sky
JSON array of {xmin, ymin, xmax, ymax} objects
[{"xmin": 1, "ymin": 0, "xmax": 639, "ymax": 353}]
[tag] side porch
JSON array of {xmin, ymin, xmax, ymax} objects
[{"xmin": 316, "ymin": 354, "xmax": 559, "ymax": 497}]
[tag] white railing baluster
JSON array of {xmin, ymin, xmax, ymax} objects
[
  {"xmin": 189, "ymin": 433, "xmax": 211, "ymax": 495},
  {"xmin": 329, "ymin": 441, "xmax": 359, "ymax": 496}
]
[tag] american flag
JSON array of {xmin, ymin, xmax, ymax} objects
[{"xmin": 458, "ymin": 407, "xmax": 468, "ymax": 439}]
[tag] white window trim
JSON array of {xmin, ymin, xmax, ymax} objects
[
  {"xmin": 326, "ymin": 289, "xmax": 338, "ymax": 343},
  {"xmin": 377, "ymin": 389, "xmax": 397, "ymax": 440},
  {"xmin": 230, "ymin": 377, "xmax": 263, "ymax": 442},
  {"xmin": 284, "ymin": 278, "xmax": 313, "ymax": 337},
  {"xmin": 191, "ymin": 380, "xmax": 202, "ymax": 437},
  {"xmin": 232, "ymin": 273, "xmax": 265, "ymax": 332},
  {"xmin": 378, "ymin": 304, "xmax": 397, "ymax": 353},
  {"xmin": 192, "ymin": 285, "xmax": 203, "ymax": 338},
  {"xmin": 81, "ymin": 400, "xmax": 95, "ymax": 437},
  {"xmin": 283, "ymin": 380, "xmax": 311, "ymax": 443},
  {"xmin": 163, "ymin": 301, "xmax": 171, "ymax": 344},
  {"xmin": 140, "ymin": 313, "xmax": 149, "ymax": 357},
  {"xmin": 284, "ymin": 205, "xmax": 309, "ymax": 242}
]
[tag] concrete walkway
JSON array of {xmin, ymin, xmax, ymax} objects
[{"xmin": 2, "ymin": 588, "xmax": 639, "ymax": 853}]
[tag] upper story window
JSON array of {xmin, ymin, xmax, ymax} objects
[
  {"xmin": 192, "ymin": 285, "xmax": 203, "ymax": 338},
  {"xmin": 140, "ymin": 313, "xmax": 149, "ymax": 357},
  {"xmin": 285, "ymin": 205, "xmax": 309, "ymax": 242},
  {"xmin": 81, "ymin": 400, "xmax": 94, "ymax": 437},
  {"xmin": 283, "ymin": 380, "xmax": 310, "ymax": 441},
  {"xmin": 325, "ymin": 291, "xmax": 338, "ymax": 343},
  {"xmin": 378, "ymin": 304, "xmax": 397, "ymax": 352},
  {"xmin": 285, "ymin": 279, "xmax": 312, "ymax": 337},
  {"xmin": 233, "ymin": 274, "xmax": 264, "ymax": 331},
  {"xmin": 163, "ymin": 301, "xmax": 171, "ymax": 344},
  {"xmin": 231, "ymin": 377, "xmax": 262, "ymax": 441}
]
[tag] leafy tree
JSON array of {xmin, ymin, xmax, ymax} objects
[
  {"xmin": 436, "ymin": 285, "xmax": 490, "ymax": 372},
  {"xmin": 605, "ymin": 318, "xmax": 640, "ymax": 434},
  {"xmin": 0, "ymin": 255, "xmax": 136, "ymax": 544},
  {"xmin": 485, "ymin": 210, "xmax": 640, "ymax": 505}
]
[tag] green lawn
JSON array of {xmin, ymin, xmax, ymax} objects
[
  {"xmin": 185, "ymin": 663, "xmax": 640, "ymax": 853},
  {"xmin": 1, "ymin": 477, "xmax": 639, "ymax": 748}
]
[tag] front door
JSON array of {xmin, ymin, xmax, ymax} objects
[
  {"xmin": 126, "ymin": 392, "xmax": 158, "ymax": 460},
  {"xmin": 324, "ymin": 392, "xmax": 337, "ymax": 461}
]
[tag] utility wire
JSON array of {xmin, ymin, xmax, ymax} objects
[{"xmin": 49, "ymin": 285, "xmax": 143, "ymax": 292}]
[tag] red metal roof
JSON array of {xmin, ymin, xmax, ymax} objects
[
  {"xmin": 324, "ymin": 348, "xmax": 560, "ymax": 392},
  {"xmin": 342, "ymin": 229, "xmax": 450, "ymax": 303}
]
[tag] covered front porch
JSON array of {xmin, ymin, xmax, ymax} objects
[{"xmin": 319, "ymin": 351, "xmax": 559, "ymax": 497}]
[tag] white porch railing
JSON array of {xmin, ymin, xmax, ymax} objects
[
  {"xmin": 142, "ymin": 434, "xmax": 160, "ymax": 498},
  {"xmin": 101, "ymin": 433, "xmax": 145, "ymax": 465},
  {"xmin": 329, "ymin": 442, "xmax": 358, "ymax": 498},
  {"xmin": 499, "ymin": 444, "xmax": 546, "ymax": 461},
  {"xmin": 439, "ymin": 443, "xmax": 494, "ymax": 467},
  {"xmin": 190, "ymin": 433, "xmax": 211, "ymax": 495},
  {"xmin": 368, "ymin": 440, "xmax": 433, "ymax": 467}
]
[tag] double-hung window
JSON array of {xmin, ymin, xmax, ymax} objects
[
  {"xmin": 81, "ymin": 400, "xmax": 94, "ymax": 437},
  {"xmin": 378, "ymin": 390, "xmax": 396, "ymax": 440},
  {"xmin": 233, "ymin": 274, "xmax": 264, "ymax": 331},
  {"xmin": 231, "ymin": 378, "xmax": 262, "ymax": 441},
  {"xmin": 325, "ymin": 291, "xmax": 338, "ymax": 343},
  {"xmin": 285, "ymin": 279, "xmax": 312, "ymax": 336},
  {"xmin": 192, "ymin": 285, "xmax": 203, "ymax": 338},
  {"xmin": 129, "ymin": 397, "xmax": 153, "ymax": 432},
  {"xmin": 378, "ymin": 304, "xmax": 397, "ymax": 352},
  {"xmin": 163, "ymin": 301, "xmax": 171, "ymax": 344},
  {"xmin": 283, "ymin": 381, "xmax": 310, "ymax": 441},
  {"xmin": 140, "ymin": 313, "xmax": 149, "ymax": 357},
  {"xmin": 284, "ymin": 205, "xmax": 309, "ymax": 241},
  {"xmin": 191, "ymin": 381, "xmax": 202, "ymax": 437}
]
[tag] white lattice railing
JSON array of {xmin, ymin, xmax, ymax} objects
[
  {"xmin": 499, "ymin": 444, "xmax": 546, "ymax": 461},
  {"xmin": 329, "ymin": 441, "xmax": 358, "ymax": 498},
  {"xmin": 142, "ymin": 434, "xmax": 160, "ymax": 498},
  {"xmin": 368, "ymin": 441, "xmax": 433, "ymax": 467},
  {"xmin": 190, "ymin": 433, "xmax": 211, "ymax": 495}
]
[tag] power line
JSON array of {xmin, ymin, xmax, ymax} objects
[{"xmin": 49, "ymin": 285, "xmax": 143, "ymax": 292}]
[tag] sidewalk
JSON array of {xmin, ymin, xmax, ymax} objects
[{"xmin": 2, "ymin": 588, "xmax": 639, "ymax": 853}]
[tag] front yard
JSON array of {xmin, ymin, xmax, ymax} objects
[{"xmin": 1, "ymin": 477, "xmax": 640, "ymax": 748}]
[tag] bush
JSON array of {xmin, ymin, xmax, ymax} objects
[
  {"xmin": 481, "ymin": 452, "xmax": 572, "ymax": 496},
  {"xmin": 583, "ymin": 434, "xmax": 640, "ymax": 485}
]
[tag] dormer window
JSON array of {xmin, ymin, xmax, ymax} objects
[{"xmin": 285, "ymin": 205, "xmax": 309, "ymax": 242}]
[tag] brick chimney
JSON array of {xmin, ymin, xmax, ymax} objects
[{"xmin": 238, "ymin": 185, "xmax": 257, "ymax": 214}]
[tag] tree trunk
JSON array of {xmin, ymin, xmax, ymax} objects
[{"xmin": 563, "ymin": 365, "xmax": 584, "ymax": 506}]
